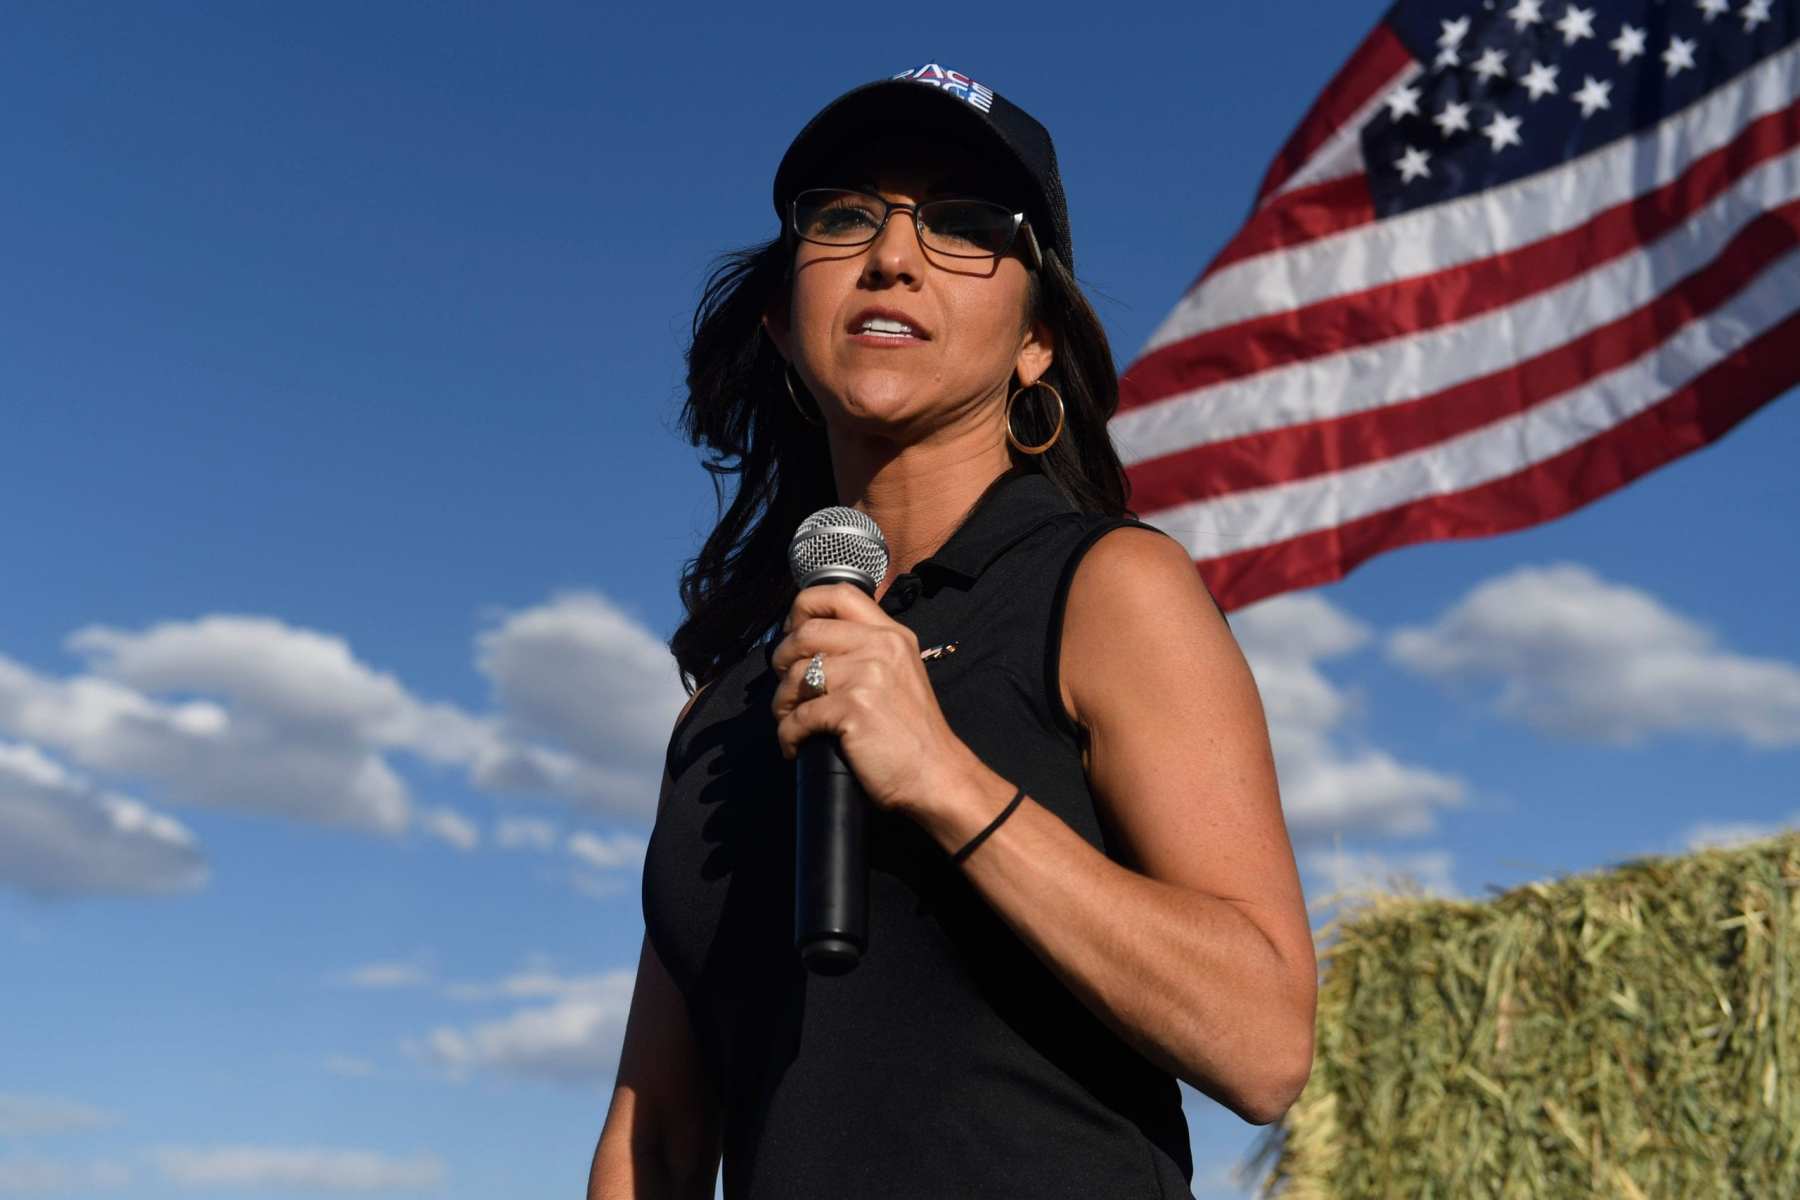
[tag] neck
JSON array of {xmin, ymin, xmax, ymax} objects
[{"xmin": 825, "ymin": 424, "xmax": 1017, "ymax": 602}]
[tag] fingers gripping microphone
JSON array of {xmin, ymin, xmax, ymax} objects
[{"xmin": 787, "ymin": 506, "xmax": 890, "ymax": 976}]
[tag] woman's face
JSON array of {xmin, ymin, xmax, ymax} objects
[{"xmin": 764, "ymin": 134, "xmax": 1053, "ymax": 445}]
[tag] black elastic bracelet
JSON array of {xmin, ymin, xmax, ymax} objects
[{"xmin": 950, "ymin": 785, "xmax": 1027, "ymax": 865}]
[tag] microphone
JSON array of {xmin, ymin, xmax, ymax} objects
[{"xmin": 787, "ymin": 505, "xmax": 890, "ymax": 975}]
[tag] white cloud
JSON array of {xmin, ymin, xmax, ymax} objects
[
  {"xmin": 559, "ymin": 830, "xmax": 648, "ymax": 901},
  {"xmin": 476, "ymin": 591, "xmax": 684, "ymax": 783},
  {"xmin": 330, "ymin": 960, "xmax": 434, "ymax": 990},
  {"xmin": 0, "ymin": 1156, "xmax": 129, "ymax": 1193},
  {"xmin": 1232, "ymin": 594, "xmax": 1466, "ymax": 842},
  {"xmin": 0, "ymin": 592, "xmax": 682, "ymax": 849},
  {"xmin": 1186, "ymin": 1158, "xmax": 1257, "ymax": 1199},
  {"xmin": 1301, "ymin": 845, "xmax": 1459, "ymax": 899},
  {"xmin": 1274, "ymin": 752, "xmax": 1466, "ymax": 841},
  {"xmin": 494, "ymin": 816, "xmax": 559, "ymax": 851},
  {"xmin": 150, "ymin": 1146, "xmax": 442, "ymax": 1190},
  {"xmin": 566, "ymin": 830, "xmax": 647, "ymax": 872},
  {"xmin": 0, "ymin": 622, "xmax": 413, "ymax": 833},
  {"xmin": 414, "ymin": 967, "xmax": 635, "ymax": 1084},
  {"xmin": 1232, "ymin": 588, "xmax": 1373, "ymax": 670},
  {"xmin": 418, "ymin": 806, "xmax": 479, "ymax": 852},
  {"xmin": 1682, "ymin": 814, "xmax": 1800, "ymax": 852},
  {"xmin": 67, "ymin": 618, "xmax": 413, "ymax": 735},
  {"xmin": 442, "ymin": 963, "xmax": 591, "ymax": 1002},
  {"xmin": 0, "ymin": 741, "xmax": 207, "ymax": 899},
  {"xmin": 1388, "ymin": 562, "xmax": 1800, "ymax": 747},
  {"xmin": 0, "ymin": 1094, "xmax": 117, "ymax": 1137}
]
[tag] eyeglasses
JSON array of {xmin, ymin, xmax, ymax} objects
[{"xmin": 789, "ymin": 187, "xmax": 1043, "ymax": 270}]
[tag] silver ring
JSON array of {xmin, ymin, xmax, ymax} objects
[{"xmin": 802, "ymin": 651, "xmax": 826, "ymax": 696}]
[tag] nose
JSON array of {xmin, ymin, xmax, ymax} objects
[{"xmin": 860, "ymin": 203, "xmax": 925, "ymax": 289}]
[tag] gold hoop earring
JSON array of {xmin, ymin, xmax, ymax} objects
[
  {"xmin": 784, "ymin": 364, "xmax": 824, "ymax": 427},
  {"xmin": 1005, "ymin": 379, "xmax": 1064, "ymax": 455}
]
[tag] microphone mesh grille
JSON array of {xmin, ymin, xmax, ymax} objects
[{"xmin": 789, "ymin": 506, "xmax": 890, "ymax": 589}]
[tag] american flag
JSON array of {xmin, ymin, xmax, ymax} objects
[{"xmin": 1115, "ymin": 0, "xmax": 1800, "ymax": 612}]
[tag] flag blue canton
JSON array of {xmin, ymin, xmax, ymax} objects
[{"xmin": 1365, "ymin": 0, "xmax": 1798, "ymax": 215}]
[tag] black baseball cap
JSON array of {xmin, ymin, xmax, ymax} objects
[{"xmin": 772, "ymin": 63, "xmax": 1074, "ymax": 272}]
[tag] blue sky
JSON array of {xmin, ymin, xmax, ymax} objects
[{"xmin": 3, "ymin": 3, "xmax": 1796, "ymax": 1198}]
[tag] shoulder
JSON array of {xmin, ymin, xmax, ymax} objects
[
  {"xmin": 1057, "ymin": 523, "xmax": 1237, "ymax": 732},
  {"xmin": 1063, "ymin": 522, "xmax": 1226, "ymax": 642}
]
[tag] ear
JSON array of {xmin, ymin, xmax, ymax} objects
[
  {"xmin": 1014, "ymin": 316, "xmax": 1055, "ymax": 388},
  {"xmin": 762, "ymin": 295, "xmax": 793, "ymax": 362}
]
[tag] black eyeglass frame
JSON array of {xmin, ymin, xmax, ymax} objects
[{"xmin": 787, "ymin": 187, "xmax": 1044, "ymax": 271}]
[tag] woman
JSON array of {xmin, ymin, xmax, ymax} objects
[{"xmin": 590, "ymin": 64, "xmax": 1315, "ymax": 1199}]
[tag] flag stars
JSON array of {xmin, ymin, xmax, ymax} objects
[
  {"xmin": 1385, "ymin": 82, "xmax": 1423, "ymax": 120},
  {"xmin": 1742, "ymin": 0, "xmax": 1772, "ymax": 30},
  {"xmin": 1439, "ymin": 15, "xmax": 1472, "ymax": 46},
  {"xmin": 1434, "ymin": 100, "xmax": 1473, "ymax": 136},
  {"xmin": 1696, "ymin": 0, "xmax": 1729, "ymax": 19},
  {"xmin": 1571, "ymin": 75, "xmax": 1613, "ymax": 116},
  {"xmin": 1611, "ymin": 23, "xmax": 1648, "ymax": 63},
  {"xmin": 1664, "ymin": 35, "xmax": 1698, "ymax": 76},
  {"xmin": 1436, "ymin": 44, "xmax": 1462, "ymax": 69},
  {"xmin": 1395, "ymin": 145, "xmax": 1432, "ymax": 182},
  {"xmin": 1472, "ymin": 47, "xmax": 1510, "ymax": 81},
  {"xmin": 1507, "ymin": 0, "xmax": 1544, "ymax": 29},
  {"xmin": 1555, "ymin": 5, "xmax": 1597, "ymax": 44},
  {"xmin": 1521, "ymin": 60, "xmax": 1561, "ymax": 99},
  {"xmin": 1483, "ymin": 111, "xmax": 1524, "ymax": 151}
]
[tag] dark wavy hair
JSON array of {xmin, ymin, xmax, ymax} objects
[{"xmin": 669, "ymin": 237, "xmax": 1131, "ymax": 694}]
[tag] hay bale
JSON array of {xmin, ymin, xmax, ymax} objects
[{"xmin": 1253, "ymin": 831, "xmax": 1800, "ymax": 1198}]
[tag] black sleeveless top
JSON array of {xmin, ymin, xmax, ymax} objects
[{"xmin": 642, "ymin": 468, "xmax": 1207, "ymax": 1199}]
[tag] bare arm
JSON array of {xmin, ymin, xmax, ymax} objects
[
  {"xmin": 588, "ymin": 934, "xmax": 721, "ymax": 1198},
  {"xmin": 906, "ymin": 528, "xmax": 1316, "ymax": 1124},
  {"xmin": 589, "ymin": 685, "xmax": 721, "ymax": 1198}
]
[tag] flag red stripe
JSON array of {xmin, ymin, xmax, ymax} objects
[
  {"xmin": 1254, "ymin": 24, "xmax": 1414, "ymax": 204},
  {"xmin": 1126, "ymin": 196, "xmax": 1800, "ymax": 513},
  {"xmin": 1206, "ymin": 174, "xmax": 1376, "ymax": 276},
  {"xmin": 1123, "ymin": 100, "xmax": 1800, "ymax": 413},
  {"xmin": 1186, "ymin": 307, "xmax": 1800, "ymax": 612}
]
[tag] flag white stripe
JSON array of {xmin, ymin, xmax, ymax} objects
[
  {"xmin": 1139, "ymin": 242, "xmax": 1800, "ymax": 557},
  {"xmin": 1264, "ymin": 63, "xmax": 1421, "ymax": 202},
  {"xmin": 1112, "ymin": 144, "xmax": 1800, "ymax": 464},
  {"xmin": 1141, "ymin": 43, "xmax": 1800, "ymax": 356}
]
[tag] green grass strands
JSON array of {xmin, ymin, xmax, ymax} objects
[{"xmin": 1251, "ymin": 831, "xmax": 1800, "ymax": 1198}]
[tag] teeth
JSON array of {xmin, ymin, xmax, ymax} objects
[{"xmin": 859, "ymin": 317, "xmax": 916, "ymax": 336}]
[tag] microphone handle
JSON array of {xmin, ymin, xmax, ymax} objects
[{"xmin": 794, "ymin": 732, "xmax": 867, "ymax": 975}]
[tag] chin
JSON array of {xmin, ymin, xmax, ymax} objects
[{"xmin": 833, "ymin": 379, "xmax": 919, "ymax": 424}]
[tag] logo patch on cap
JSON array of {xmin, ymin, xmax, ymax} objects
[{"xmin": 892, "ymin": 63, "xmax": 995, "ymax": 114}]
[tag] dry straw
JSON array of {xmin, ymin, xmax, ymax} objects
[{"xmin": 1251, "ymin": 831, "xmax": 1800, "ymax": 1198}]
